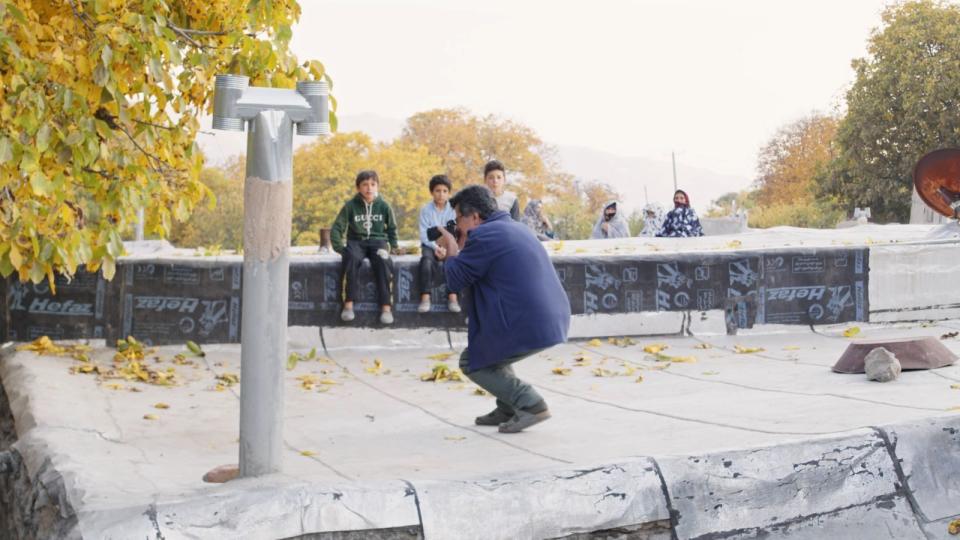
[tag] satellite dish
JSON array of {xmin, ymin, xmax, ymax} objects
[{"xmin": 914, "ymin": 148, "xmax": 960, "ymax": 218}]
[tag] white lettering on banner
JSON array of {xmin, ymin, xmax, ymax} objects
[
  {"xmin": 26, "ymin": 298, "xmax": 94, "ymax": 316},
  {"xmin": 766, "ymin": 286, "xmax": 826, "ymax": 302},
  {"xmin": 134, "ymin": 296, "xmax": 200, "ymax": 313}
]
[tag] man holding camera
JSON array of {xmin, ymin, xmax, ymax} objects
[{"xmin": 434, "ymin": 185, "xmax": 571, "ymax": 433}]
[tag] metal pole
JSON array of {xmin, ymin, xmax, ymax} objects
[
  {"xmin": 212, "ymin": 74, "xmax": 328, "ymax": 477},
  {"xmin": 239, "ymin": 110, "xmax": 294, "ymax": 477},
  {"xmin": 672, "ymin": 151, "xmax": 678, "ymax": 192}
]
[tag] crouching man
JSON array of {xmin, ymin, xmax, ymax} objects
[{"xmin": 434, "ymin": 185, "xmax": 571, "ymax": 433}]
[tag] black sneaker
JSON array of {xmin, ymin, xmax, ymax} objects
[
  {"xmin": 475, "ymin": 407, "xmax": 513, "ymax": 426},
  {"xmin": 498, "ymin": 409, "xmax": 551, "ymax": 433}
]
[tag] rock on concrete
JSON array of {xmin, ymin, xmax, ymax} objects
[{"xmin": 865, "ymin": 347, "xmax": 902, "ymax": 382}]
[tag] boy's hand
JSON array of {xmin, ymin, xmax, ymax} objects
[{"xmin": 434, "ymin": 246, "xmax": 448, "ymax": 260}]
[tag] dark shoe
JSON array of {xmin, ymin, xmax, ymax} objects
[
  {"xmin": 499, "ymin": 409, "xmax": 551, "ymax": 433},
  {"xmin": 475, "ymin": 407, "xmax": 513, "ymax": 426}
]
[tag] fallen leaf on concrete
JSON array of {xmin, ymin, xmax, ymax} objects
[
  {"xmin": 153, "ymin": 403, "xmax": 170, "ymax": 409},
  {"xmin": 427, "ymin": 352, "xmax": 455, "ymax": 361},
  {"xmin": 420, "ymin": 363, "xmax": 464, "ymax": 382},
  {"xmin": 842, "ymin": 326, "xmax": 861, "ymax": 338},
  {"xmin": 104, "ymin": 383, "xmax": 124, "ymax": 390},
  {"xmin": 575, "ymin": 248, "xmax": 587, "ymax": 253},
  {"xmin": 647, "ymin": 364, "xmax": 671, "ymax": 371},
  {"xmin": 668, "ymin": 356, "xmax": 697, "ymax": 363},
  {"xmin": 185, "ymin": 340, "xmax": 205, "ymax": 357},
  {"xmin": 18, "ymin": 336, "xmax": 92, "ymax": 361},
  {"xmin": 550, "ymin": 240, "xmax": 564, "ymax": 252},
  {"xmin": 364, "ymin": 359, "xmax": 384, "ymax": 375},
  {"xmin": 782, "ymin": 346, "xmax": 801, "ymax": 351},
  {"xmin": 473, "ymin": 387, "xmax": 488, "ymax": 396},
  {"xmin": 942, "ymin": 332, "xmax": 959, "ymax": 340},
  {"xmin": 217, "ymin": 373, "xmax": 239, "ymax": 386},
  {"xmin": 71, "ymin": 364, "xmax": 100, "ymax": 375},
  {"xmin": 702, "ymin": 371, "xmax": 720, "ymax": 376},
  {"xmin": 622, "ymin": 365, "xmax": 637, "ymax": 376},
  {"xmin": 300, "ymin": 450, "xmax": 316, "ymax": 457},
  {"xmin": 733, "ymin": 345, "xmax": 765, "ymax": 354},
  {"xmin": 592, "ymin": 368, "xmax": 617, "ymax": 377},
  {"xmin": 608, "ymin": 337, "xmax": 637, "ymax": 347},
  {"xmin": 635, "ymin": 375, "xmax": 644, "ymax": 383},
  {"xmin": 143, "ymin": 414, "xmax": 159, "ymax": 420},
  {"xmin": 948, "ymin": 406, "xmax": 960, "ymax": 411},
  {"xmin": 202, "ymin": 464, "xmax": 239, "ymax": 484},
  {"xmin": 643, "ymin": 344, "xmax": 669, "ymax": 354},
  {"xmin": 586, "ymin": 338, "xmax": 603, "ymax": 347},
  {"xmin": 573, "ymin": 353, "xmax": 591, "ymax": 366},
  {"xmin": 172, "ymin": 354, "xmax": 194, "ymax": 366},
  {"xmin": 725, "ymin": 240, "xmax": 743, "ymax": 249},
  {"xmin": 949, "ymin": 518, "xmax": 960, "ymax": 535},
  {"xmin": 694, "ymin": 343, "xmax": 712, "ymax": 350},
  {"xmin": 213, "ymin": 383, "xmax": 227, "ymax": 392},
  {"xmin": 286, "ymin": 353, "xmax": 301, "ymax": 371},
  {"xmin": 952, "ymin": 384, "xmax": 960, "ymax": 390},
  {"xmin": 444, "ymin": 436, "xmax": 466, "ymax": 441},
  {"xmin": 552, "ymin": 367, "xmax": 572, "ymax": 375}
]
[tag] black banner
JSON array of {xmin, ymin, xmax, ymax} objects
[{"xmin": 5, "ymin": 247, "xmax": 868, "ymax": 345}]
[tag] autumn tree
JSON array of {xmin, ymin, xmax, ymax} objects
[
  {"xmin": 749, "ymin": 113, "xmax": 844, "ymax": 228},
  {"xmin": 292, "ymin": 132, "xmax": 442, "ymax": 243},
  {"xmin": 0, "ymin": 0, "xmax": 331, "ymax": 284},
  {"xmin": 169, "ymin": 158, "xmax": 244, "ymax": 250},
  {"xmin": 400, "ymin": 108, "xmax": 546, "ymax": 186},
  {"xmin": 819, "ymin": 0, "xmax": 960, "ymax": 222}
]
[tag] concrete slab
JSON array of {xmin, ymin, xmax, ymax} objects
[{"xmin": 3, "ymin": 318, "xmax": 960, "ymax": 537}]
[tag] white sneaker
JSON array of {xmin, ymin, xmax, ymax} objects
[
  {"xmin": 448, "ymin": 300, "xmax": 461, "ymax": 313},
  {"xmin": 340, "ymin": 307, "xmax": 355, "ymax": 322},
  {"xmin": 417, "ymin": 299, "xmax": 431, "ymax": 313},
  {"xmin": 380, "ymin": 311, "xmax": 394, "ymax": 325}
]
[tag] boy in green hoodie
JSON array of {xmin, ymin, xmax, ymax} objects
[{"xmin": 331, "ymin": 170, "xmax": 399, "ymax": 324}]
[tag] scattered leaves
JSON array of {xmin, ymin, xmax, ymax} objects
[
  {"xmin": 216, "ymin": 373, "xmax": 239, "ymax": 387},
  {"xmin": 17, "ymin": 336, "xmax": 92, "ymax": 361},
  {"xmin": 608, "ymin": 337, "xmax": 637, "ymax": 347},
  {"xmin": 420, "ymin": 363, "xmax": 464, "ymax": 382}
]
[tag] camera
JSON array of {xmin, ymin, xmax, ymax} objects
[{"xmin": 426, "ymin": 220, "xmax": 458, "ymax": 241}]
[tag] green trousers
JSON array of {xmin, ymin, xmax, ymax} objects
[{"xmin": 459, "ymin": 347, "xmax": 547, "ymax": 414}]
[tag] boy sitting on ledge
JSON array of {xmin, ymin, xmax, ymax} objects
[{"xmin": 330, "ymin": 170, "xmax": 398, "ymax": 325}]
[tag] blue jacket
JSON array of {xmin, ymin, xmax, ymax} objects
[{"xmin": 444, "ymin": 211, "xmax": 571, "ymax": 370}]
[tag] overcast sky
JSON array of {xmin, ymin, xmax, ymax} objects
[{"xmin": 281, "ymin": 0, "xmax": 896, "ymax": 185}]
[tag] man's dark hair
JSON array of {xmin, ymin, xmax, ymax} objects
[
  {"xmin": 429, "ymin": 174, "xmax": 452, "ymax": 192},
  {"xmin": 356, "ymin": 170, "xmax": 379, "ymax": 187},
  {"xmin": 483, "ymin": 160, "xmax": 505, "ymax": 178},
  {"xmin": 450, "ymin": 185, "xmax": 499, "ymax": 220}
]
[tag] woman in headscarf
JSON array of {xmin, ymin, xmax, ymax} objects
[
  {"xmin": 590, "ymin": 201, "xmax": 631, "ymax": 239},
  {"xmin": 639, "ymin": 202, "xmax": 664, "ymax": 237},
  {"xmin": 657, "ymin": 189, "xmax": 704, "ymax": 237},
  {"xmin": 521, "ymin": 199, "xmax": 555, "ymax": 241}
]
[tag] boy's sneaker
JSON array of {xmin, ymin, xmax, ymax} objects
[
  {"xmin": 475, "ymin": 407, "xmax": 513, "ymax": 426},
  {"xmin": 340, "ymin": 307, "xmax": 355, "ymax": 322},
  {"xmin": 417, "ymin": 299, "xmax": 431, "ymax": 313},
  {"xmin": 380, "ymin": 311, "xmax": 394, "ymax": 325},
  {"xmin": 448, "ymin": 299, "xmax": 461, "ymax": 313},
  {"xmin": 499, "ymin": 409, "xmax": 551, "ymax": 433}
]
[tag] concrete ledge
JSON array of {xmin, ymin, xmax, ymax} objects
[{"xmin": 413, "ymin": 458, "xmax": 669, "ymax": 539}]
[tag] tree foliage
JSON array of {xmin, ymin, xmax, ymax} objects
[
  {"xmin": 818, "ymin": 0, "xmax": 960, "ymax": 222},
  {"xmin": 169, "ymin": 158, "xmax": 244, "ymax": 250},
  {"xmin": 400, "ymin": 108, "xmax": 546, "ymax": 185},
  {"xmin": 0, "ymin": 0, "xmax": 331, "ymax": 284}
]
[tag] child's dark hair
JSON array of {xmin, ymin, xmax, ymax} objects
[
  {"xmin": 483, "ymin": 160, "xmax": 505, "ymax": 178},
  {"xmin": 356, "ymin": 170, "xmax": 379, "ymax": 187},
  {"xmin": 429, "ymin": 174, "xmax": 452, "ymax": 192}
]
